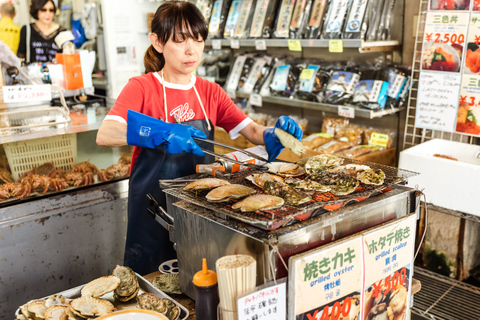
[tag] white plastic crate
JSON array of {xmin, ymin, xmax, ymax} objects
[{"xmin": 3, "ymin": 134, "xmax": 77, "ymax": 181}]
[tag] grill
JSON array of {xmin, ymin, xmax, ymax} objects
[{"xmin": 164, "ymin": 159, "xmax": 417, "ymax": 231}]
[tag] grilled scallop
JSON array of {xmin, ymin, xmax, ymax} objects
[
  {"xmin": 246, "ymin": 172, "xmax": 284, "ymax": 188},
  {"xmin": 232, "ymin": 194, "xmax": 284, "ymax": 212},
  {"xmin": 267, "ymin": 162, "xmax": 305, "ymax": 177},
  {"xmin": 69, "ymin": 296, "xmax": 115, "ymax": 318},
  {"xmin": 183, "ymin": 178, "xmax": 230, "ymax": 191},
  {"xmin": 27, "ymin": 299, "xmax": 46, "ymax": 320},
  {"xmin": 81, "ymin": 275, "xmax": 121, "ymax": 297},
  {"xmin": 274, "ymin": 128, "xmax": 306, "ymax": 156},
  {"xmin": 44, "ymin": 306, "xmax": 67, "ymax": 320},
  {"xmin": 205, "ymin": 184, "xmax": 256, "ymax": 202}
]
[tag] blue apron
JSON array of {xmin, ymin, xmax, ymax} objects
[{"xmin": 124, "ymin": 118, "xmax": 214, "ymax": 275}]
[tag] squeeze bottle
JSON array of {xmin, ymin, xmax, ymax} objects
[{"xmin": 193, "ymin": 258, "xmax": 219, "ymax": 320}]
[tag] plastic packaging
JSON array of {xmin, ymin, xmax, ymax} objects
[
  {"xmin": 260, "ymin": 58, "xmax": 286, "ymax": 96},
  {"xmin": 343, "ymin": 0, "xmax": 369, "ymax": 39},
  {"xmin": 352, "ymin": 67, "xmax": 389, "ymax": 110},
  {"xmin": 304, "ymin": 0, "xmax": 328, "ymax": 39},
  {"xmin": 208, "ymin": 0, "xmax": 233, "ymax": 38},
  {"xmin": 198, "ymin": 49, "xmax": 231, "ymax": 84},
  {"xmin": 241, "ymin": 55, "xmax": 275, "ymax": 94},
  {"xmin": 224, "ymin": 54, "xmax": 250, "ymax": 96},
  {"xmin": 365, "ymin": 0, "xmax": 382, "ymax": 41},
  {"xmin": 248, "ymin": 0, "xmax": 281, "ymax": 38},
  {"xmin": 384, "ymin": 65, "xmax": 409, "ymax": 109},
  {"xmin": 321, "ymin": 0, "xmax": 351, "ymax": 39},
  {"xmin": 193, "ymin": 259, "xmax": 219, "ymax": 320},
  {"xmin": 224, "ymin": 0, "xmax": 243, "ymax": 38},
  {"xmin": 273, "ymin": 0, "xmax": 297, "ymax": 38},
  {"xmin": 233, "ymin": 0, "xmax": 256, "ymax": 38},
  {"xmin": 376, "ymin": 0, "xmax": 395, "ymax": 41},
  {"xmin": 289, "ymin": 0, "xmax": 312, "ymax": 39},
  {"xmin": 324, "ymin": 68, "xmax": 361, "ymax": 105},
  {"xmin": 197, "ymin": 0, "xmax": 214, "ymax": 22},
  {"xmin": 295, "ymin": 63, "xmax": 331, "ymax": 102},
  {"xmin": 269, "ymin": 61, "xmax": 303, "ymax": 97},
  {"xmin": 237, "ymin": 55, "xmax": 257, "ymax": 92}
]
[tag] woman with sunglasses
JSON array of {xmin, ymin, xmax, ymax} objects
[{"xmin": 17, "ymin": 0, "xmax": 66, "ymax": 63}]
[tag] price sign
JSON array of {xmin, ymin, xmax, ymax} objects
[
  {"xmin": 2, "ymin": 85, "xmax": 52, "ymax": 103},
  {"xmin": 249, "ymin": 93, "xmax": 262, "ymax": 106},
  {"xmin": 300, "ymin": 69, "xmax": 315, "ymax": 80},
  {"xmin": 456, "ymin": 75, "xmax": 480, "ymax": 135},
  {"xmin": 371, "ymin": 268, "xmax": 408, "ymax": 301},
  {"xmin": 329, "ymin": 40, "xmax": 343, "ymax": 53},
  {"xmin": 230, "ymin": 39, "xmax": 240, "ymax": 49},
  {"xmin": 212, "ymin": 39, "xmax": 222, "ymax": 50},
  {"xmin": 338, "ymin": 106, "xmax": 355, "ymax": 118},
  {"xmin": 288, "ymin": 39, "xmax": 302, "ymax": 52},
  {"xmin": 370, "ymin": 132, "xmax": 389, "ymax": 147},
  {"xmin": 255, "ymin": 39, "xmax": 267, "ymax": 50},
  {"xmin": 237, "ymin": 281, "xmax": 286, "ymax": 320},
  {"xmin": 429, "ymin": 33, "xmax": 465, "ymax": 45}
]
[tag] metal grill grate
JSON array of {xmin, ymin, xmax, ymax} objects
[{"xmin": 411, "ymin": 267, "xmax": 480, "ymax": 320}]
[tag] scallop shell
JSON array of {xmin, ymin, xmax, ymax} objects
[
  {"xmin": 183, "ymin": 178, "xmax": 230, "ymax": 191},
  {"xmin": 70, "ymin": 296, "xmax": 115, "ymax": 317},
  {"xmin": 59, "ymin": 307, "xmax": 77, "ymax": 320},
  {"xmin": 205, "ymin": 184, "xmax": 256, "ymax": 202},
  {"xmin": 19, "ymin": 303, "xmax": 30, "ymax": 319},
  {"xmin": 112, "ymin": 265, "xmax": 139, "ymax": 298},
  {"xmin": 274, "ymin": 128, "xmax": 306, "ymax": 156},
  {"xmin": 232, "ymin": 194, "xmax": 284, "ymax": 212},
  {"xmin": 45, "ymin": 306, "xmax": 67, "ymax": 320},
  {"xmin": 81, "ymin": 275, "xmax": 121, "ymax": 297},
  {"xmin": 45, "ymin": 295, "xmax": 68, "ymax": 308},
  {"xmin": 246, "ymin": 172, "xmax": 284, "ymax": 188},
  {"xmin": 267, "ymin": 162, "xmax": 305, "ymax": 177},
  {"xmin": 27, "ymin": 299, "xmax": 46, "ymax": 320}
]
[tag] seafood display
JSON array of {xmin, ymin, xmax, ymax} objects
[
  {"xmin": 422, "ymin": 42, "xmax": 461, "ymax": 72},
  {"xmin": 232, "ymin": 194, "xmax": 285, "ymax": 212},
  {"xmin": 205, "ymin": 184, "xmax": 256, "ymax": 202}
]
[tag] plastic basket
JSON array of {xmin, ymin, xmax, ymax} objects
[{"xmin": 3, "ymin": 134, "xmax": 77, "ymax": 181}]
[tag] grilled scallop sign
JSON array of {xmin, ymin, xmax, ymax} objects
[
  {"xmin": 232, "ymin": 194, "xmax": 285, "ymax": 212},
  {"xmin": 183, "ymin": 178, "xmax": 230, "ymax": 191},
  {"xmin": 80, "ymin": 275, "xmax": 121, "ymax": 298},
  {"xmin": 274, "ymin": 128, "xmax": 306, "ymax": 156},
  {"xmin": 205, "ymin": 184, "xmax": 256, "ymax": 202}
]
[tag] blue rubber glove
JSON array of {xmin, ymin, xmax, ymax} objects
[
  {"xmin": 263, "ymin": 115, "xmax": 303, "ymax": 162},
  {"xmin": 126, "ymin": 110, "xmax": 206, "ymax": 156}
]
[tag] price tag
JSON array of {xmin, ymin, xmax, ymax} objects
[
  {"xmin": 237, "ymin": 281, "xmax": 286, "ymax": 320},
  {"xmin": 249, "ymin": 93, "xmax": 262, "ymax": 106},
  {"xmin": 2, "ymin": 85, "xmax": 52, "ymax": 103},
  {"xmin": 338, "ymin": 106, "xmax": 355, "ymax": 118},
  {"xmin": 300, "ymin": 69, "xmax": 315, "ymax": 80},
  {"xmin": 288, "ymin": 39, "xmax": 302, "ymax": 52},
  {"xmin": 329, "ymin": 39, "xmax": 343, "ymax": 53},
  {"xmin": 212, "ymin": 39, "xmax": 222, "ymax": 50},
  {"xmin": 230, "ymin": 39, "xmax": 240, "ymax": 49},
  {"xmin": 255, "ymin": 40, "xmax": 267, "ymax": 50},
  {"xmin": 370, "ymin": 132, "xmax": 389, "ymax": 147}
]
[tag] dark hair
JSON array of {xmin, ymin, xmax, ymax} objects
[
  {"xmin": 30, "ymin": 0, "xmax": 56, "ymax": 20},
  {"xmin": 1, "ymin": 3, "xmax": 16, "ymax": 17},
  {"xmin": 144, "ymin": 1, "xmax": 208, "ymax": 73}
]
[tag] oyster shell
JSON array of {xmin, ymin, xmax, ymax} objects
[
  {"xmin": 246, "ymin": 172, "xmax": 284, "ymax": 188},
  {"xmin": 137, "ymin": 293, "xmax": 181, "ymax": 320},
  {"xmin": 153, "ymin": 274, "xmax": 181, "ymax": 295},
  {"xmin": 80, "ymin": 275, "xmax": 121, "ymax": 297},
  {"xmin": 19, "ymin": 303, "xmax": 30, "ymax": 319},
  {"xmin": 263, "ymin": 180, "xmax": 311, "ymax": 205},
  {"xmin": 285, "ymin": 178, "xmax": 331, "ymax": 192},
  {"xmin": 27, "ymin": 299, "xmax": 46, "ymax": 320},
  {"xmin": 113, "ymin": 265, "xmax": 139, "ymax": 301},
  {"xmin": 205, "ymin": 184, "xmax": 256, "ymax": 202},
  {"xmin": 304, "ymin": 154, "xmax": 344, "ymax": 175},
  {"xmin": 274, "ymin": 128, "xmax": 306, "ymax": 156},
  {"xmin": 328, "ymin": 164, "xmax": 371, "ymax": 176},
  {"xmin": 357, "ymin": 169, "xmax": 386, "ymax": 185},
  {"xmin": 45, "ymin": 306, "xmax": 67, "ymax": 320},
  {"xmin": 266, "ymin": 162, "xmax": 305, "ymax": 176},
  {"xmin": 183, "ymin": 178, "xmax": 230, "ymax": 191},
  {"xmin": 70, "ymin": 296, "xmax": 115, "ymax": 317},
  {"xmin": 310, "ymin": 171, "xmax": 359, "ymax": 196},
  {"xmin": 232, "ymin": 194, "xmax": 284, "ymax": 212}
]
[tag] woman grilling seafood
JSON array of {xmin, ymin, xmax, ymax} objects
[{"xmin": 96, "ymin": 1, "xmax": 303, "ymax": 275}]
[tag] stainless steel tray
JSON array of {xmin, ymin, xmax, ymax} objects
[{"xmin": 15, "ymin": 273, "xmax": 189, "ymax": 320}]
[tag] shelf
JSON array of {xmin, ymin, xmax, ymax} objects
[
  {"xmin": 234, "ymin": 92, "xmax": 403, "ymax": 119},
  {"xmin": 411, "ymin": 267, "xmax": 480, "ymax": 320},
  {"xmin": 204, "ymin": 39, "xmax": 401, "ymax": 52}
]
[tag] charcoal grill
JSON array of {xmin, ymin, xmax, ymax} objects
[{"xmin": 154, "ymin": 159, "xmax": 420, "ymax": 299}]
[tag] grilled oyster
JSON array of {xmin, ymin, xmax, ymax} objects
[
  {"xmin": 246, "ymin": 172, "xmax": 284, "ymax": 188},
  {"xmin": 232, "ymin": 194, "xmax": 284, "ymax": 212},
  {"xmin": 284, "ymin": 177, "xmax": 331, "ymax": 192},
  {"xmin": 310, "ymin": 171, "xmax": 359, "ymax": 196},
  {"xmin": 357, "ymin": 169, "xmax": 385, "ymax": 185},
  {"xmin": 183, "ymin": 178, "xmax": 230, "ymax": 191},
  {"xmin": 45, "ymin": 306, "xmax": 67, "ymax": 320},
  {"xmin": 263, "ymin": 180, "xmax": 311, "ymax": 205},
  {"xmin": 113, "ymin": 265, "xmax": 140, "ymax": 302},
  {"xmin": 81, "ymin": 275, "xmax": 121, "ymax": 297},
  {"xmin": 137, "ymin": 293, "xmax": 181, "ymax": 320},
  {"xmin": 205, "ymin": 184, "xmax": 256, "ymax": 202},
  {"xmin": 267, "ymin": 162, "xmax": 305, "ymax": 177},
  {"xmin": 153, "ymin": 274, "xmax": 181, "ymax": 295},
  {"xmin": 329, "ymin": 164, "xmax": 371, "ymax": 176},
  {"xmin": 69, "ymin": 296, "xmax": 114, "ymax": 318},
  {"xmin": 304, "ymin": 154, "xmax": 344, "ymax": 175},
  {"xmin": 274, "ymin": 128, "xmax": 306, "ymax": 156},
  {"xmin": 27, "ymin": 299, "xmax": 46, "ymax": 320}
]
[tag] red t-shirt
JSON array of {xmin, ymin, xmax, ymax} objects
[{"xmin": 105, "ymin": 72, "xmax": 251, "ymax": 168}]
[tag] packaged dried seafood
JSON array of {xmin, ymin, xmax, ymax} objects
[
  {"xmin": 335, "ymin": 145, "xmax": 378, "ymax": 158},
  {"xmin": 313, "ymin": 140, "xmax": 353, "ymax": 154},
  {"xmin": 301, "ymin": 133, "xmax": 333, "ymax": 150}
]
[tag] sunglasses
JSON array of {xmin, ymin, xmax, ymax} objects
[{"xmin": 39, "ymin": 8, "xmax": 55, "ymax": 13}]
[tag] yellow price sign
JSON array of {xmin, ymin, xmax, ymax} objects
[
  {"xmin": 300, "ymin": 69, "xmax": 315, "ymax": 80},
  {"xmin": 329, "ymin": 40, "xmax": 343, "ymax": 53},
  {"xmin": 370, "ymin": 132, "xmax": 389, "ymax": 147},
  {"xmin": 288, "ymin": 39, "xmax": 302, "ymax": 52}
]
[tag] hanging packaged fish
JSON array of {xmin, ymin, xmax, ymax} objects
[
  {"xmin": 242, "ymin": 56, "xmax": 274, "ymax": 94},
  {"xmin": 224, "ymin": 0, "xmax": 243, "ymax": 38},
  {"xmin": 296, "ymin": 64, "xmax": 331, "ymax": 102},
  {"xmin": 384, "ymin": 65, "xmax": 409, "ymax": 109},
  {"xmin": 376, "ymin": 0, "xmax": 395, "ymax": 41},
  {"xmin": 289, "ymin": 0, "xmax": 311, "ymax": 38},
  {"xmin": 273, "ymin": 0, "xmax": 297, "ymax": 38},
  {"xmin": 365, "ymin": 0, "xmax": 382, "ymax": 41},
  {"xmin": 225, "ymin": 54, "xmax": 249, "ymax": 97},
  {"xmin": 321, "ymin": 0, "xmax": 351, "ymax": 39},
  {"xmin": 248, "ymin": 0, "xmax": 280, "ymax": 38},
  {"xmin": 324, "ymin": 68, "xmax": 360, "ymax": 104},
  {"xmin": 343, "ymin": 0, "xmax": 369, "ymax": 39},
  {"xmin": 352, "ymin": 68, "xmax": 389, "ymax": 110},
  {"xmin": 270, "ymin": 62, "xmax": 302, "ymax": 97},
  {"xmin": 197, "ymin": 0, "xmax": 214, "ymax": 22},
  {"xmin": 260, "ymin": 59, "xmax": 286, "ymax": 96},
  {"xmin": 237, "ymin": 56, "xmax": 257, "ymax": 92},
  {"xmin": 208, "ymin": 0, "xmax": 233, "ymax": 38},
  {"xmin": 234, "ymin": 0, "xmax": 256, "ymax": 38},
  {"xmin": 304, "ymin": 0, "xmax": 328, "ymax": 39}
]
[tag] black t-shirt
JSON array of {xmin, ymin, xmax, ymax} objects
[{"xmin": 17, "ymin": 23, "xmax": 66, "ymax": 63}]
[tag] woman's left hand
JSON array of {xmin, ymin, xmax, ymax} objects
[{"xmin": 263, "ymin": 116, "xmax": 303, "ymax": 162}]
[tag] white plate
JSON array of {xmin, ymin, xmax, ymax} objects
[
  {"xmin": 96, "ymin": 309, "xmax": 168, "ymax": 320},
  {"xmin": 158, "ymin": 259, "xmax": 179, "ymax": 274}
]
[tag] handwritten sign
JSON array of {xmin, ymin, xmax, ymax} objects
[
  {"xmin": 416, "ymin": 71, "xmax": 461, "ymax": 131},
  {"xmin": 2, "ymin": 85, "xmax": 52, "ymax": 103},
  {"xmin": 237, "ymin": 281, "xmax": 286, "ymax": 320}
]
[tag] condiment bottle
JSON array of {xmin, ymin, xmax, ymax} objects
[{"xmin": 193, "ymin": 258, "xmax": 219, "ymax": 320}]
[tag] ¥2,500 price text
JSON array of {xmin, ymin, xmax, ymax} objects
[{"xmin": 425, "ymin": 33, "xmax": 465, "ymax": 45}]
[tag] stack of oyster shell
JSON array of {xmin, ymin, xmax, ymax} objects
[{"xmin": 16, "ymin": 265, "xmax": 180, "ymax": 320}]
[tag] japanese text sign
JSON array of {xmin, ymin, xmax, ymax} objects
[
  {"xmin": 237, "ymin": 281, "xmax": 286, "ymax": 320},
  {"xmin": 2, "ymin": 85, "xmax": 52, "ymax": 103}
]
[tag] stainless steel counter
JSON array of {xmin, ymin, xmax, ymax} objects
[{"xmin": 0, "ymin": 180, "xmax": 129, "ymax": 319}]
